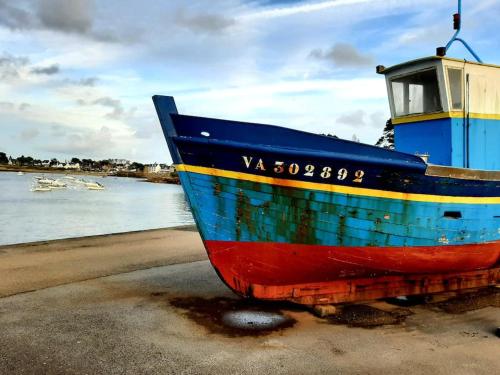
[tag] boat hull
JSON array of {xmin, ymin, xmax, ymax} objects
[
  {"xmin": 153, "ymin": 95, "xmax": 500, "ymax": 303},
  {"xmin": 205, "ymin": 240, "xmax": 500, "ymax": 286}
]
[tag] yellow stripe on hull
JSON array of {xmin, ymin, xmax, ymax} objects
[
  {"xmin": 392, "ymin": 112, "xmax": 500, "ymax": 125},
  {"xmin": 176, "ymin": 164, "xmax": 500, "ymax": 204}
]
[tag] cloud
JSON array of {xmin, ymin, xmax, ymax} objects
[
  {"xmin": 368, "ymin": 111, "xmax": 386, "ymax": 129},
  {"xmin": 240, "ymin": 0, "xmax": 377, "ymax": 20},
  {"xmin": 78, "ymin": 77, "xmax": 99, "ymax": 86},
  {"xmin": 50, "ymin": 124, "xmax": 67, "ymax": 137},
  {"xmin": 0, "ymin": 101, "xmax": 15, "ymax": 110},
  {"xmin": 336, "ymin": 110, "xmax": 365, "ymax": 126},
  {"xmin": 19, "ymin": 103, "xmax": 31, "ymax": 111},
  {"xmin": 43, "ymin": 125, "xmax": 114, "ymax": 155},
  {"xmin": 77, "ymin": 96, "xmax": 125, "ymax": 119},
  {"xmin": 64, "ymin": 76, "xmax": 99, "ymax": 87},
  {"xmin": 0, "ymin": 101, "xmax": 31, "ymax": 112},
  {"xmin": 336, "ymin": 110, "xmax": 387, "ymax": 129},
  {"xmin": 0, "ymin": 0, "xmax": 121, "ymax": 43},
  {"xmin": 175, "ymin": 9, "xmax": 235, "ymax": 33},
  {"xmin": 31, "ymin": 64, "xmax": 60, "ymax": 75},
  {"xmin": 92, "ymin": 96, "xmax": 125, "ymax": 119},
  {"xmin": 37, "ymin": 0, "xmax": 94, "ymax": 34},
  {"xmin": 0, "ymin": 53, "xmax": 29, "ymax": 79},
  {"xmin": 20, "ymin": 128, "xmax": 40, "ymax": 140},
  {"xmin": 133, "ymin": 125, "xmax": 157, "ymax": 139},
  {"xmin": 310, "ymin": 43, "xmax": 373, "ymax": 68},
  {"xmin": 0, "ymin": 0, "xmax": 32, "ymax": 30}
]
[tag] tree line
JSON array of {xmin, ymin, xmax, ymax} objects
[{"xmin": 0, "ymin": 152, "xmax": 145, "ymax": 171}]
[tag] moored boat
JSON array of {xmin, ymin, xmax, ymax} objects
[
  {"xmin": 37, "ymin": 177, "xmax": 56, "ymax": 185},
  {"xmin": 50, "ymin": 180, "xmax": 67, "ymax": 188},
  {"xmin": 153, "ymin": 3, "xmax": 499, "ymax": 304},
  {"xmin": 31, "ymin": 185, "xmax": 52, "ymax": 192},
  {"xmin": 36, "ymin": 177, "xmax": 66, "ymax": 188},
  {"xmin": 85, "ymin": 181, "xmax": 105, "ymax": 190}
]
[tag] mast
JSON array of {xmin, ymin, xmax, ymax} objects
[{"xmin": 436, "ymin": 0, "xmax": 482, "ymax": 63}]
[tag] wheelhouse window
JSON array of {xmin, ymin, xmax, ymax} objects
[
  {"xmin": 447, "ymin": 68, "xmax": 463, "ymax": 110},
  {"xmin": 391, "ymin": 69, "xmax": 442, "ymax": 117}
]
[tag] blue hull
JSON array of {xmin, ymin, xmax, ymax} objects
[{"xmin": 153, "ymin": 95, "xmax": 500, "ymax": 302}]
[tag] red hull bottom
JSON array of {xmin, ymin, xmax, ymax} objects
[{"xmin": 205, "ymin": 240, "xmax": 500, "ymax": 304}]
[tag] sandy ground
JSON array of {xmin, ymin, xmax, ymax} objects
[
  {"xmin": 0, "ymin": 227, "xmax": 204, "ymax": 298},
  {"xmin": 0, "ymin": 228, "xmax": 499, "ymax": 375}
]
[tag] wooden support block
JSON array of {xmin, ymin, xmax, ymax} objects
[{"xmin": 312, "ymin": 304, "xmax": 337, "ymax": 318}]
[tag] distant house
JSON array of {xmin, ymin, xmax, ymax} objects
[
  {"xmin": 7, "ymin": 157, "xmax": 13, "ymax": 166},
  {"xmin": 145, "ymin": 163, "xmax": 161, "ymax": 174},
  {"xmin": 64, "ymin": 162, "xmax": 80, "ymax": 170},
  {"xmin": 42, "ymin": 160, "xmax": 50, "ymax": 167},
  {"xmin": 168, "ymin": 165, "xmax": 176, "ymax": 173}
]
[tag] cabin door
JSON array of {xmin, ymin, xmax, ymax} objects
[{"xmin": 465, "ymin": 73, "xmax": 470, "ymax": 168}]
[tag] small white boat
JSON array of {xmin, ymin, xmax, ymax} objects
[
  {"xmin": 64, "ymin": 176, "xmax": 76, "ymax": 180},
  {"xmin": 35, "ymin": 177, "xmax": 67, "ymax": 188},
  {"xmin": 85, "ymin": 181, "xmax": 105, "ymax": 190},
  {"xmin": 17, "ymin": 171, "xmax": 24, "ymax": 176},
  {"xmin": 50, "ymin": 180, "xmax": 67, "ymax": 188},
  {"xmin": 31, "ymin": 185, "xmax": 52, "ymax": 192},
  {"xmin": 38, "ymin": 178, "xmax": 56, "ymax": 185}
]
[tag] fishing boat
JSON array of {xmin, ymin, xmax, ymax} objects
[{"xmin": 153, "ymin": 2, "xmax": 499, "ymax": 304}]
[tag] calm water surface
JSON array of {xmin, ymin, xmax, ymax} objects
[{"xmin": 0, "ymin": 172, "xmax": 194, "ymax": 245}]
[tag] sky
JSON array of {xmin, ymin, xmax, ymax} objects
[{"xmin": 0, "ymin": 0, "xmax": 499, "ymax": 164}]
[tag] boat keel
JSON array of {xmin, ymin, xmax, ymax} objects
[{"xmin": 243, "ymin": 267, "xmax": 500, "ymax": 305}]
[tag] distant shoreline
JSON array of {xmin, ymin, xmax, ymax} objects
[
  {"xmin": 0, "ymin": 165, "xmax": 180, "ymax": 185},
  {"xmin": 0, "ymin": 165, "xmax": 105, "ymax": 176}
]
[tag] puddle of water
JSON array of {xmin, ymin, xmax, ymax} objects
[
  {"xmin": 384, "ymin": 295, "xmax": 431, "ymax": 307},
  {"xmin": 432, "ymin": 287, "xmax": 500, "ymax": 314},
  {"xmin": 168, "ymin": 297, "xmax": 297, "ymax": 337},
  {"xmin": 327, "ymin": 304, "xmax": 413, "ymax": 328},
  {"xmin": 221, "ymin": 310, "xmax": 289, "ymax": 331}
]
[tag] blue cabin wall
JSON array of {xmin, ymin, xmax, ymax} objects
[
  {"xmin": 468, "ymin": 118, "xmax": 500, "ymax": 170},
  {"xmin": 395, "ymin": 117, "xmax": 500, "ymax": 170},
  {"xmin": 450, "ymin": 118, "xmax": 465, "ymax": 168},
  {"xmin": 394, "ymin": 119, "xmax": 453, "ymax": 166}
]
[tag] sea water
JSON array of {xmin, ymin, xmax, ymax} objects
[{"xmin": 0, "ymin": 172, "xmax": 194, "ymax": 246}]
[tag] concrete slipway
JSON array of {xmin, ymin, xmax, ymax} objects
[{"xmin": 0, "ymin": 227, "xmax": 498, "ymax": 374}]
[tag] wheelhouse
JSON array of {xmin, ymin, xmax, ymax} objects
[{"xmin": 378, "ymin": 57, "xmax": 500, "ymax": 171}]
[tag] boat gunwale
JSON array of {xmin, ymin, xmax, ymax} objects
[
  {"xmin": 425, "ymin": 165, "xmax": 500, "ymax": 181},
  {"xmin": 172, "ymin": 135, "xmax": 427, "ymax": 172},
  {"xmin": 173, "ymin": 135, "xmax": 500, "ymax": 183}
]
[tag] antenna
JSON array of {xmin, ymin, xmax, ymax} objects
[{"xmin": 436, "ymin": 0, "xmax": 482, "ymax": 63}]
